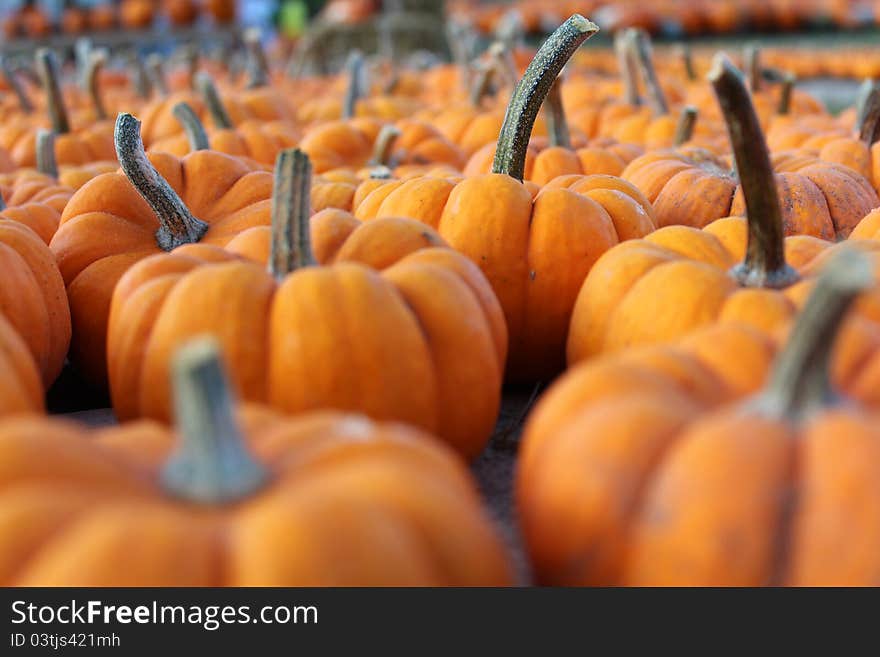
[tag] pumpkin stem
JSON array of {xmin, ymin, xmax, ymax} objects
[
  {"xmin": 856, "ymin": 80, "xmax": 880, "ymax": 145},
  {"xmin": 446, "ymin": 20, "xmax": 478, "ymax": 91},
  {"xmin": 74, "ymin": 37, "xmax": 92, "ymax": 90},
  {"xmin": 128, "ymin": 52, "xmax": 152, "ymax": 100},
  {"xmin": 181, "ymin": 43, "xmax": 199, "ymax": 90},
  {"xmin": 629, "ymin": 29, "xmax": 668, "ymax": 116},
  {"xmin": 85, "ymin": 50, "xmax": 108, "ymax": 121},
  {"xmin": 469, "ymin": 62, "xmax": 496, "ymax": 108},
  {"xmin": 492, "ymin": 15, "xmax": 599, "ymax": 181},
  {"xmin": 35, "ymin": 49, "xmax": 70, "ymax": 135},
  {"xmin": 710, "ymin": 54, "xmax": 799, "ymax": 289},
  {"xmin": 195, "ymin": 72, "xmax": 234, "ymax": 130},
  {"xmin": 342, "ymin": 50, "xmax": 367, "ymax": 120},
  {"xmin": 777, "ymin": 73, "xmax": 795, "ymax": 116},
  {"xmin": 753, "ymin": 249, "xmax": 873, "ymax": 423},
  {"xmin": 681, "ymin": 43, "xmax": 696, "ymax": 81},
  {"xmin": 744, "ymin": 45, "xmax": 762, "ymax": 92},
  {"xmin": 114, "ymin": 113, "xmax": 209, "ymax": 251},
  {"xmin": 673, "ymin": 106, "xmax": 697, "ymax": 147},
  {"xmin": 615, "ymin": 30, "xmax": 640, "ymax": 106},
  {"xmin": 243, "ymin": 28, "xmax": 269, "ymax": 89},
  {"xmin": 172, "ymin": 102, "xmax": 211, "ymax": 151},
  {"xmin": 370, "ymin": 125, "xmax": 401, "ymax": 167},
  {"xmin": 269, "ymin": 149, "xmax": 314, "ymax": 279},
  {"xmin": 0, "ymin": 55, "xmax": 34, "ymax": 113},
  {"xmin": 145, "ymin": 54, "xmax": 169, "ymax": 98},
  {"xmin": 162, "ymin": 338, "xmax": 269, "ymax": 504},
  {"xmin": 545, "ymin": 74, "xmax": 572, "ymax": 149},
  {"xmin": 854, "ymin": 78, "xmax": 876, "ymax": 133},
  {"xmin": 35, "ymin": 130, "xmax": 58, "ymax": 178}
]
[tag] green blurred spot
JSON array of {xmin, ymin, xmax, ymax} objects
[{"xmin": 279, "ymin": 1, "xmax": 309, "ymax": 38}]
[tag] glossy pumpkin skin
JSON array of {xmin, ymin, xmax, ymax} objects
[
  {"xmin": 50, "ymin": 150, "xmax": 273, "ymax": 388},
  {"xmin": 0, "ymin": 408, "xmax": 512, "ymax": 586},
  {"xmin": 566, "ymin": 218, "xmax": 880, "ymax": 365},
  {"xmin": 0, "ymin": 218, "xmax": 71, "ymax": 389},
  {"xmin": 107, "ymin": 215, "xmax": 507, "ymax": 459},
  {"xmin": 519, "ymin": 313, "xmax": 880, "ymax": 586},
  {"xmin": 351, "ymin": 171, "xmax": 656, "ymax": 381},
  {"xmin": 0, "ymin": 171, "xmax": 73, "ymax": 244},
  {"xmin": 0, "ymin": 314, "xmax": 43, "ymax": 417}
]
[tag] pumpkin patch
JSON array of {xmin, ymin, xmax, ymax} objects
[{"xmin": 2, "ymin": 4, "xmax": 880, "ymax": 591}]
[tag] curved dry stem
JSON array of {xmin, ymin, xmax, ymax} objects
[
  {"xmin": 857, "ymin": 80, "xmax": 880, "ymax": 145},
  {"xmin": 681, "ymin": 43, "xmax": 696, "ymax": 81},
  {"xmin": 172, "ymin": 102, "xmax": 211, "ymax": 151},
  {"xmin": 243, "ymin": 27, "xmax": 269, "ymax": 89},
  {"xmin": 776, "ymin": 73, "xmax": 795, "ymax": 116},
  {"xmin": 35, "ymin": 48, "xmax": 70, "ymax": 135},
  {"xmin": 710, "ymin": 54, "xmax": 798, "ymax": 289},
  {"xmin": 35, "ymin": 130, "xmax": 58, "ymax": 178},
  {"xmin": 752, "ymin": 249, "xmax": 873, "ymax": 423},
  {"xmin": 195, "ymin": 72, "xmax": 234, "ymax": 130},
  {"xmin": 162, "ymin": 338, "xmax": 269, "ymax": 504},
  {"xmin": 269, "ymin": 149, "xmax": 314, "ymax": 278},
  {"xmin": 115, "ymin": 113, "xmax": 208, "ymax": 250},
  {"xmin": 342, "ymin": 50, "xmax": 366, "ymax": 120},
  {"xmin": 0, "ymin": 55, "xmax": 34, "ymax": 113},
  {"xmin": 492, "ymin": 15, "xmax": 599, "ymax": 180},
  {"xmin": 744, "ymin": 44, "xmax": 761, "ymax": 92},
  {"xmin": 629, "ymin": 29, "xmax": 668, "ymax": 116},
  {"xmin": 85, "ymin": 50, "xmax": 108, "ymax": 121},
  {"xmin": 145, "ymin": 53, "xmax": 169, "ymax": 97},
  {"xmin": 614, "ymin": 30, "xmax": 640, "ymax": 106},
  {"xmin": 370, "ymin": 125, "xmax": 401, "ymax": 167},
  {"xmin": 545, "ymin": 74, "xmax": 571, "ymax": 149},
  {"xmin": 673, "ymin": 106, "xmax": 697, "ymax": 147},
  {"xmin": 128, "ymin": 52, "xmax": 152, "ymax": 100}
]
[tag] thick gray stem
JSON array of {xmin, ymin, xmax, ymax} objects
[
  {"xmin": 35, "ymin": 48, "xmax": 70, "ymax": 134},
  {"xmin": 195, "ymin": 72, "xmax": 234, "ymax": 130},
  {"xmin": 35, "ymin": 130, "xmax": 58, "ymax": 178},
  {"xmin": 114, "ymin": 113, "xmax": 208, "ymax": 251},
  {"xmin": 162, "ymin": 338, "xmax": 269, "ymax": 504},
  {"xmin": 269, "ymin": 149, "xmax": 314, "ymax": 278},
  {"xmin": 172, "ymin": 102, "xmax": 211, "ymax": 151}
]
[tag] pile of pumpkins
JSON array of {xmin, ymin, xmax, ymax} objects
[
  {"xmin": 1, "ymin": 0, "xmax": 235, "ymax": 39},
  {"xmin": 1, "ymin": 11, "xmax": 880, "ymax": 586},
  {"xmin": 448, "ymin": 0, "xmax": 880, "ymax": 37}
]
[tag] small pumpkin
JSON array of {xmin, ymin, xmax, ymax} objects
[
  {"xmin": 0, "ymin": 339, "xmax": 511, "ymax": 585},
  {"xmin": 567, "ymin": 55, "xmax": 880, "ymax": 366},
  {"xmin": 0, "ymin": 216, "xmax": 71, "ymax": 389},
  {"xmin": 520, "ymin": 249, "xmax": 880, "ymax": 585},
  {"xmin": 107, "ymin": 149, "xmax": 506, "ymax": 459},
  {"xmin": 50, "ymin": 113, "xmax": 273, "ymax": 388},
  {"xmin": 352, "ymin": 16, "xmax": 659, "ymax": 382},
  {"xmin": 0, "ymin": 313, "xmax": 43, "ymax": 417}
]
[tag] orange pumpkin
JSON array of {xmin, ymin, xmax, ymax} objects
[
  {"xmin": 0, "ymin": 339, "xmax": 512, "ymax": 585},
  {"xmin": 0, "ymin": 217, "xmax": 71, "ymax": 389},
  {"xmin": 353, "ymin": 17, "xmax": 659, "ymax": 382},
  {"xmin": 0, "ymin": 313, "xmax": 43, "ymax": 417},
  {"xmin": 107, "ymin": 150, "xmax": 506, "ymax": 459},
  {"xmin": 50, "ymin": 113, "xmax": 273, "ymax": 388},
  {"xmin": 520, "ymin": 250, "xmax": 880, "ymax": 585}
]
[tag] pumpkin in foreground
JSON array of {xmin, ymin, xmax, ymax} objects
[
  {"xmin": 0, "ymin": 339, "xmax": 512, "ymax": 586},
  {"xmin": 519, "ymin": 249, "xmax": 880, "ymax": 585}
]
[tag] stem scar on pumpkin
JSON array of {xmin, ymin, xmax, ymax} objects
[
  {"xmin": 114, "ymin": 112, "xmax": 209, "ymax": 250},
  {"xmin": 171, "ymin": 102, "xmax": 211, "ymax": 151},
  {"xmin": 749, "ymin": 249, "xmax": 873, "ymax": 424},
  {"xmin": 492, "ymin": 14, "xmax": 599, "ymax": 182},
  {"xmin": 162, "ymin": 338, "xmax": 269, "ymax": 504},
  {"xmin": 709, "ymin": 53, "xmax": 799, "ymax": 289},
  {"xmin": 270, "ymin": 149, "xmax": 314, "ymax": 279}
]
